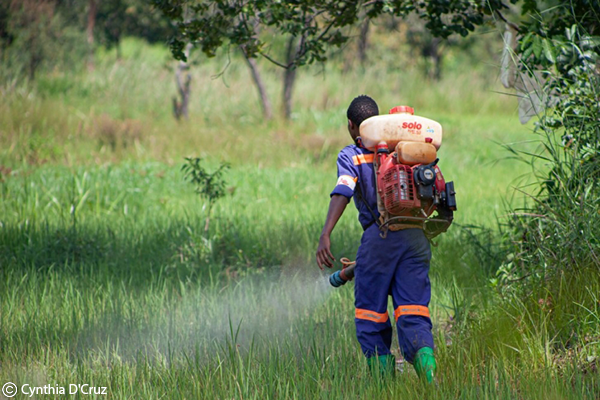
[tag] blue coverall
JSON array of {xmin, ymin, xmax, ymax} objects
[{"xmin": 330, "ymin": 144, "xmax": 434, "ymax": 363}]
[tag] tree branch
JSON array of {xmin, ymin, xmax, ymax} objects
[
  {"xmin": 495, "ymin": 10, "xmax": 520, "ymax": 32},
  {"xmin": 258, "ymin": 51, "xmax": 292, "ymax": 69}
]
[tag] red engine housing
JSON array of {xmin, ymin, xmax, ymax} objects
[{"xmin": 376, "ymin": 150, "xmax": 446, "ymax": 218}]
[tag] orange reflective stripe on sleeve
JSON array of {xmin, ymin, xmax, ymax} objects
[
  {"xmin": 352, "ymin": 154, "xmax": 374, "ymax": 165},
  {"xmin": 394, "ymin": 305, "xmax": 430, "ymax": 321},
  {"xmin": 355, "ymin": 308, "xmax": 389, "ymax": 323}
]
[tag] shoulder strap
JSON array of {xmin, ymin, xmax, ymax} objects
[{"xmin": 355, "ymin": 180, "xmax": 381, "ymax": 229}]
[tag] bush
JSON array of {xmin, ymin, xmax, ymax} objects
[
  {"xmin": 0, "ymin": 0, "xmax": 88, "ymax": 82},
  {"xmin": 498, "ymin": 24, "xmax": 600, "ymax": 292}
]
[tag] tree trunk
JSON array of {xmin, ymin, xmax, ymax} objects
[
  {"xmin": 282, "ymin": 36, "xmax": 299, "ymax": 120},
  {"xmin": 420, "ymin": 37, "xmax": 443, "ymax": 81},
  {"xmin": 86, "ymin": 0, "xmax": 97, "ymax": 71},
  {"xmin": 358, "ymin": 18, "xmax": 370, "ymax": 66},
  {"xmin": 27, "ymin": 34, "xmax": 41, "ymax": 81},
  {"xmin": 173, "ymin": 43, "xmax": 192, "ymax": 120},
  {"xmin": 240, "ymin": 45, "xmax": 272, "ymax": 120},
  {"xmin": 431, "ymin": 37, "xmax": 442, "ymax": 81}
]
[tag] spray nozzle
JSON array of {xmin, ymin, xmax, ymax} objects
[{"xmin": 329, "ymin": 258, "xmax": 356, "ymax": 288}]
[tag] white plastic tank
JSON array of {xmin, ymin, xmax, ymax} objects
[{"xmin": 359, "ymin": 106, "xmax": 443, "ymax": 151}]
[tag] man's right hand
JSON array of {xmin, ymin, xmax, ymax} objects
[
  {"xmin": 316, "ymin": 194, "xmax": 349, "ymax": 270},
  {"xmin": 316, "ymin": 234, "xmax": 335, "ymax": 270}
]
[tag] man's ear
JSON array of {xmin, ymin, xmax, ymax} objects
[{"xmin": 347, "ymin": 119, "xmax": 358, "ymax": 140}]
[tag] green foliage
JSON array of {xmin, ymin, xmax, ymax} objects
[
  {"xmin": 153, "ymin": 0, "xmax": 508, "ymax": 66},
  {"xmin": 494, "ymin": 6, "xmax": 600, "ymax": 359},
  {"xmin": 96, "ymin": 0, "xmax": 175, "ymax": 51},
  {"xmin": 182, "ymin": 157, "xmax": 230, "ymax": 207},
  {"xmin": 0, "ymin": 0, "xmax": 175, "ymax": 81},
  {"xmin": 0, "ymin": 0, "xmax": 88, "ymax": 81},
  {"xmin": 182, "ymin": 157, "xmax": 230, "ymax": 232},
  {"xmin": 498, "ymin": 10, "xmax": 600, "ymax": 292}
]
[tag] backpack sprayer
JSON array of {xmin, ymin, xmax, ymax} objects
[{"xmin": 329, "ymin": 106, "xmax": 457, "ymax": 287}]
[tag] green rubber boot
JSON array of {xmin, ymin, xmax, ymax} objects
[
  {"xmin": 413, "ymin": 347, "xmax": 436, "ymax": 384},
  {"xmin": 366, "ymin": 354, "xmax": 396, "ymax": 378}
]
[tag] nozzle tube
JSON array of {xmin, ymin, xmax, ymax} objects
[{"xmin": 329, "ymin": 265, "xmax": 356, "ymax": 287}]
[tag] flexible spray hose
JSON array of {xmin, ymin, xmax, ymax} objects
[{"xmin": 329, "ymin": 258, "xmax": 356, "ymax": 287}]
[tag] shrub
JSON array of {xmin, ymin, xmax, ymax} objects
[{"xmin": 498, "ymin": 25, "xmax": 600, "ymax": 292}]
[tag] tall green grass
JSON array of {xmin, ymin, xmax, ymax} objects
[
  {"xmin": 2, "ymin": 32, "xmax": 598, "ymax": 399},
  {"xmin": 1, "ymin": 35, "xmax": 521, "ymax": 166}
]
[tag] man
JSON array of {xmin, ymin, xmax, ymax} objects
[{"xmin": 316, "ymin": 95, "xmax": 436, "ymax": 383}]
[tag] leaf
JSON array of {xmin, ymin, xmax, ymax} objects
[
  {"xmin": 567, "ymin": 24, "xmax": 577, "ymax": 41},
  {"xmin": 581, "ymin": 36, "xmax": 600, "ymax": 49},
  {"xmin": 522, "ymin": 45, "xmax": 533, "ymax": 61},
  {"xmin": 532, "ymin": 36, "xmax": 542, "ymax": 60},
  {"xmin": 543, "ymin": 39, "xmax": 556, "ymax": 63},
  {"xmin": 521, "ymin": 32, "xmax": 533, "ymax": 48}
]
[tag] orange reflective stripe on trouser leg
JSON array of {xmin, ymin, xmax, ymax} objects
[
  {"xmin": 355, "ymin": 308, "xmax": 389, "ymax": 323},
  {"xmin": 394, "ymin": 305, "xmax": 430, "ymax": 322}
]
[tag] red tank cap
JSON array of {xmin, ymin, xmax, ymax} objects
[
  {"xmin": 389, "ymin": 105, "xmax": 414, "ymax": 115},
  {"xmin": 376, "ymin": 141, "xmax": 389, "ymax": 153},
  {"xmin": 425, "ymin": 137, "xmax": 433, "ymax": 143}
]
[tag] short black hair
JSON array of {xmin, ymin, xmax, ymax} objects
[{"xmin": 347, "ymin": 95, "xmax": 379, "ymax": 127}]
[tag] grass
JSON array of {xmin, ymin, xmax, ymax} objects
[{"xmin": 1, "ymin": 32, "xmax": 599, "ymax": 399}]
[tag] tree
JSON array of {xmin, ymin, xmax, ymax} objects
[
  {"xmin": 405, "ymin": 16, "xmax": 446, "ymax": 81},
  {"xmin": 238, "ymin": 17, "xmax": 273, "ymax": 119},
  {"xmin": 182, "ymin": 157, "xmax": 230, "ymax": 233},
  {"xmin": 0, "ymin": 0, "xmax": 87, "ymax": 81},
  {"xmin": 87, "ymin": 0, "xmax": 97, "ymax": 69},
  {"xmin": 240, "ymin": 44, "xmax": 273, "ymax": 119},
  {"xmin": 153, "ymin": 1, "xmax": 599, "ymax": 117},
  {"xmin": 153, "ymin": 0, "xmax": 503, "ymax": 66},
  {"xmin": 173, "ymin": 43, "xmax": 193, "ymax": 120},
  {"xmin": 357, "ymin": 16, "xmax": 370, "ymax": 66},
  {"xmin": 95, "ymin": 0, "xmax": 175, "ymax": 59},
  {"xmin": 0, "ymin": 0, "xmax": 176, "ymax": 81},
  {"xmin": 152, "ymin": 0, "xmax": 505, "ymax": 118},
  {"xmin": 282, "ymin": 35, "xmax": 300, "ymax": 120}
]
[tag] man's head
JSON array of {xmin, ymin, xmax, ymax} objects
[{"xmin": 347, "ymin": 95, "xmax": 379, "ymax": 142}]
